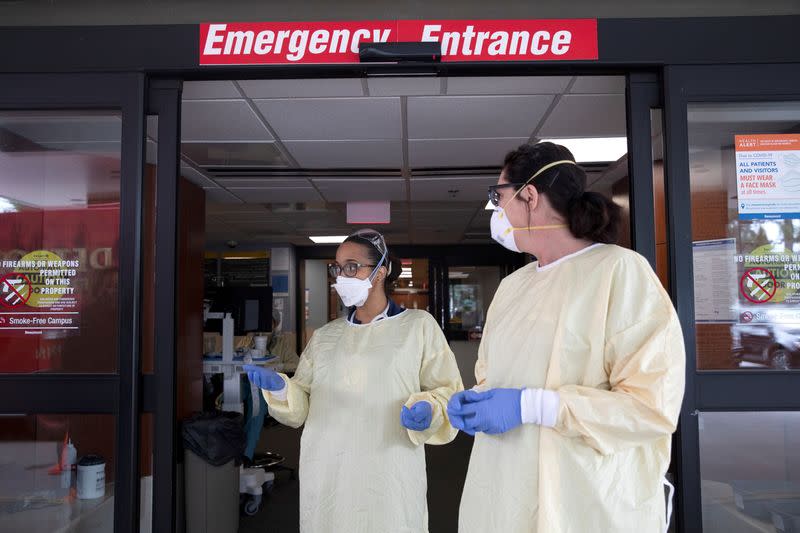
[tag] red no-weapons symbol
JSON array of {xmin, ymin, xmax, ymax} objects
[
  {"xmin": 0, "ymin": 273, "xmax": 32, "ymax": 309},
  {"xmin": 740, "ymin": 267, "xmax": 777, "ymax": 304}
]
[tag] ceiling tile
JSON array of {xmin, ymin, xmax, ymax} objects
[
  {"xmin": 411, "ymin": 204, "xmax": 478, "ymax": 231},
  {"xmin": 205, "ymin": 188, "xmax": 244, "ymax": 204},
  {"xmin": 447, "ymin": 76, "xmax": 570, "ymax": 95},
  {"xmin": 225, "ymin": 187, "xmax": 323, "ymax": 204},
  {"xmin": 313, "ymin": 178, "xmax": 406, "ymax": 202},
  {"xmin": 212, "ymin": 177, "xmax": 310, "ymax": 188},
  {"xmin": 206, "ymin": 202, "xmax": 270, "ymax": 215},
  {"xmin": 181, "ymin": 142, "xmax": 288, "ymax": 167},
  {"xmin": 569, "ymin": 76, "xmax": 625, "ymax": 94},
  {"xmin": 538, "ymin": 94, "xmax": 626, "ymax": 137},
  {"xmin": 407, "ymin": 95, "xmax": 553, "ymax": 139},
  {"xmin": 238, "ymin": 79, "xmax": 364, "ymax": 98},
  {"xmin": 411, "ymin": 231, "xmax": 465, "ymax": 244},
  {"xmin": 284, "ymin": 140, "xmax": 402, "ymax": 168},
  {"xmin": 40, "ymin": 141, "xmax": 121, "ymax": 155},
  {"xmin": 409, "ymin": 138, "xmax": 528, "ymax": 168},
  {"xmin": 254, "ymin": 98, "xmax": 401, "ymax": 141},
  {"xmin": 0, "ymin": 114, "xmax": 121, "ymax": 144},
  {"xmin": 182, "ymin": 100, "xmax": 273, "ymax": 142},
  {"xmin": 410, "ymin": 176, "xmax": 497, "ymax": 202},
  {"xmin": 183, "ymin": 81, "xmax": 241, "ymax": 100},
  {"xmin": 180, "ymin": 166, "xmax": 218, "ymax": 188},
  {"xmin": 368, "ymin": 77, "xmax": 441, "ymax": 96}
]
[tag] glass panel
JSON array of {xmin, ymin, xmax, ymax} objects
[
  {"xmin": 301, "ymin": 259, "xmax": 333, "ymax": 351},
  {"xmin": 0, "ymin": 111, "xmax": 122, "ymax": 373},
  {"xmin": 700, "ymin": 411, "xmax": 800, "ymax": 533},
  {"xmin": 140, "ymin": 414, "xmax": 152, "ymax": 533},
  {"xmin": 142, "ymin": 116, "xmax": 157, "ymax": 375},
  {"xmin": 651, "ymin": 108, "xmax": 670, "ymax": 291},
  {"xmin": 0, "ymin": 413, "xmax": 116, "ymax": 532},
  {"xmin": 447, "ymin": 265, "xmax": 500, "ymax": 390},
  {"xmin": 391, "ymin": 259, "xmax": 429, "ymax": 312},
  {"xmin": 448, "ymin": 266, "xmax": 500, "ymax": 334},
  {"xmin": 688, "ymin": 102, "xmax": 800, "ymax": 370}
]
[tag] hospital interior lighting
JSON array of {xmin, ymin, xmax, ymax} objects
[
  {"xmin": 309, "ymin": 236, "xmax": 348, "ymax": 244},
  {"xmin": 539, "ymin": 137, "xmax": 628, "ymax": 163}
]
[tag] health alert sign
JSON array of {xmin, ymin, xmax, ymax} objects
[
  {"xmin": 200, "ymin": 19, "xmax": 599, "ymax": 65},
  {"xmin": 736, "ymin": 134, "xmax": 800, "ymax": 220},
  {"xmin": 0, "ymin": 250, "xmax": 80, "ymax": 333}
]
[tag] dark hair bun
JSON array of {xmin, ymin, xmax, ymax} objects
[
  {"xmin": 385, "ymin": 255, "xmax": 402, "ymax": 285},
  {"xmin": 569, "ymin": 192, "xmax": 621, "ymax": 244}
]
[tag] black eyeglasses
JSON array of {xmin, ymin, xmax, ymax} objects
[
  {"xmin": 487, "ymin": 183, "xmax": 521, "ymax": 208},
  {"xmin": 328, "ymin": 262, "xmax": 376, "ymax": 278}
]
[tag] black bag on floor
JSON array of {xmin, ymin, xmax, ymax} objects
[{"xmin": 182, "ymin": 412, "xmax": 245, "ymax": 466}]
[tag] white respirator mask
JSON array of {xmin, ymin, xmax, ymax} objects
[
  {"xmin": 331, "ymin": 231, "xmax": 389, "ymax": 308},
  {"xmin": 490, "ymin": 160, "xmax": 577, "ymax": 253}
]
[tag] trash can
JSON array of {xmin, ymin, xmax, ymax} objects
[{"xmin": 182, "ymin": 412, "xmax": 246, "ymax": 533}]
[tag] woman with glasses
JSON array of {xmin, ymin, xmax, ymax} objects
[
  {"xmin": 447, "ymin": 142, "xmax": 685, "ymax": 533},
  {"xmin": 244, "ymin": 229, "xmax": 463, "ymax": 533}
]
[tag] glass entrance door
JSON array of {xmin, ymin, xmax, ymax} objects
[
  {"xmin": 664, "ymin": 63, "xmax": 800, "ymax": 532},
  {"xmin": 0, "ymin": 74, "xmax": 146, "ymax": 533}
]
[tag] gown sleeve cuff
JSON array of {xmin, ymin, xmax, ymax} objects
[
  {"xmin": 268, "ymin": 379, "xmax": 289, "ymax": 401},
  {"xmin": 520, "ymin": 388, "xmax": 560, "ymax": 428}
]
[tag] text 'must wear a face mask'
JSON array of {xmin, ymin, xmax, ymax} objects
[
  {"xmin": 490, "ymin": 160, "xmax": 577, "ymax": 253},
  {"xmin": 331, "ymin": 230, "xmax": 388, "ymax": 308}
]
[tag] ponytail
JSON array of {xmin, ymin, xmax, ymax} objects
[
  {"xmin": 384, "ymin": 255, "xmax": 402, "ymax": 296},
  {"xmin": 568, "ymin": 191, "xmax": 621, "ymax": 244}
]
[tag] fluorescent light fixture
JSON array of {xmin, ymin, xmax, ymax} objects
[
  {"xmin": 539, "ymin": 137, "xmax": 628, "ymax": 163},
  {"xmin": 309, "ymin": 236, "xmax": 347, "ymax": 244},
  {"xmin": 0, "ymin": 197, "xmax": 17, "ymax": 214}
]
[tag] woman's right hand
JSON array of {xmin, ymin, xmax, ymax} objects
[{"xmin": 243, "ymin": 365, "xmax": 285, "ymax": 391}]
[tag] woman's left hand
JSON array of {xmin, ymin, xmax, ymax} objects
[
  {"xmin": 447, "ymin": 389, "xmax": 522, "ymax": 435},
  {"xmin": 401, "ymin": 401, "xmax": 433, "ymax": 431}
]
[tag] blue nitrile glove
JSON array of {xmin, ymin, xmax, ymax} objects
[
  {"xmin": 401, "ymin": 401, "xmax": 433, "ymax": 431},
  {"xmin": 446, "ymin": 390, "xmax": 478, "ymax": 433},
  {"xmin": 243, "ymin": 365, "xmax": 285, "ymax": 391},
  {"xmin": 447, "ymin": 388, "xmax": 522, "ymax": 435}
]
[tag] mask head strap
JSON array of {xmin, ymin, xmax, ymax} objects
[
  {"xmin": 347, "ymin": 229, "xmax": 388, "ymax": 282},
  {"xmin": 506, "ymin": 159, "xmax": 577, "ymax": 206}
]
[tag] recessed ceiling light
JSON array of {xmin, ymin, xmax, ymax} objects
[
  {"xmin": 539, "ymin": 137, "xmax": 628, "ymax": 163},
  {"xmin": 309, "ymin": 236, "xmax": 347, "ymax": 244},
  {"xmin": 0, "ymin": 197, "xmax": 17, "ymax": 213}
]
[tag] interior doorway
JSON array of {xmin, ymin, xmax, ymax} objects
[{"xmin": 149, "ymin": 72, "xmax": 638, "ymax": 532}]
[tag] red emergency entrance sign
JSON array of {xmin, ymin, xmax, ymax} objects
[{"xmin": 199, "ymin": 19, "xmax": 598, "ymax": 65}]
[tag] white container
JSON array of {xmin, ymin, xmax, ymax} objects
[
  {"xmin": 77, "ymin": 455, "xmax": 106, "ymax": 500},
  {"xmin": 253, "ymin": 336, "xmax": 268, "ymax": 352},
  {"xmin": 60, "ymin": 438, "xmax": 78, "ymax": 489},
  {"xmin": 61, "ymin": 438, "xmax": 77, "ymax": 469}
]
